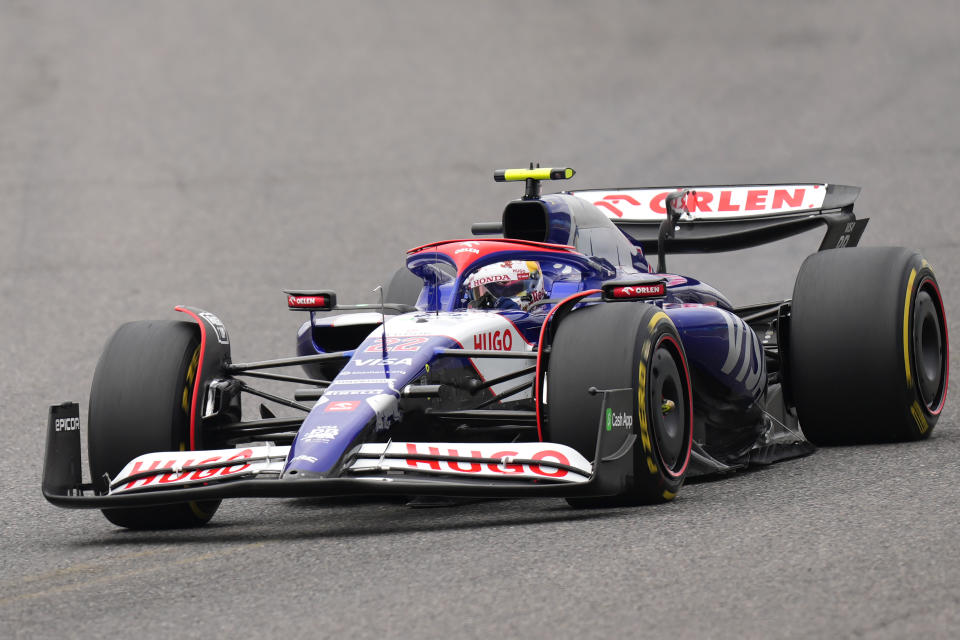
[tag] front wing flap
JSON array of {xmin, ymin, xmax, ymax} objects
[{"xmin": 42, "ymin": 390, "xmax": 637, "ymax": 509}]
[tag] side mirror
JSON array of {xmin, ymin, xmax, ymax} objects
[{"xmin": 285, "ymin": 290, "xmax": 337, "ymax": 311}]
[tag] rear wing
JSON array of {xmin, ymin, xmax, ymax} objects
[{"xmin": 568, "ymin": 183, "xmax": 867, "ymax": 254}]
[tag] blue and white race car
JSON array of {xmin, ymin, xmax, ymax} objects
[{"xmin": 43, "ymin": 167, "xmax": 949, "ymax": 529}]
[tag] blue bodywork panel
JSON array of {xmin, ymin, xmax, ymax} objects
[{"xmin": 287, "ymin": 193, "xmax": 775, "ymax": 477}]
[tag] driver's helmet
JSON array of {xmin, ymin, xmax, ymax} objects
[{"xmin": 464, "ymin": 260, "xmax": 545, "ymax": 311}]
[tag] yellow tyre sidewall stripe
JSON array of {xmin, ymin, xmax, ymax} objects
[
  {"xmin": 182, "ymin": 345, "xmax": 212, "ymax": 520},
  {"xmin": 903, "ymin": 268, "xmax": 916, "ymax": 389},
  {"xmin": 638, "ymin": 310, "xmax": 677, "ymax": 476}
]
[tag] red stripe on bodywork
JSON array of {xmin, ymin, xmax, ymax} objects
[
  {"xmin": 407, "ymin": 238, "xmax": 577, "ymax": 255},
  {"xmin": 534, "ymin": 290, "xmax": 601, "ymax": 441},
  {"xmin": 175, "ymin": 306, "xmax": 207, "ymax": 451}
]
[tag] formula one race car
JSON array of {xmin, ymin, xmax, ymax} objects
[{"xmin": 43, "ymin": 167, "xmax": 949, "ymax": 529}]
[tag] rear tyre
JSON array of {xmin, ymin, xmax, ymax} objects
[
  {"xmin": 546, "ymin": 303, "xmax": 693, "ymax": 507},
  {"xmin": 789, "ymin": 247, "xmax": 948, "ymax": 444},
  {"xmin": 89, "ymin": 320, "xmax": 221, "ymax": 528}
]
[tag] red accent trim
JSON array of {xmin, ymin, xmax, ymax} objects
[
  {"xmin": 920, "ymin": 277, "xmax": 949, "ymax": 416},
  {"xmin": 407, "ymin": 239, "xmax": 582, "ymax": 278},
  {"xmin": 324, "ymin": 401, "xmax": 360, "ymax": 412},
  {"xmin": 175, "ymin": 306, "xmax": 207, "ymax": 451},
  {"xmin": 608, "ymin": 283, "xmax": 665, "ymax": 299},
  {"xmin": 287, "ymin": 294, "xmax": 330, "ymax": 310},
  {"xmin": 407, "ymin": 238, "xmax": 577, "ymax": 255},
  {"xmin": 534, "ymin": 289, "xmax": 602, "ymax": 441},
  {"xmin": 656, "ymin": 333, "xmax": 693, "ymax": 479}
]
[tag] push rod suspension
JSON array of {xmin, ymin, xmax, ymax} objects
[
  {"xmin": 226, "ymin": 351, "xmax": 350, "ymax": 373},
  {"xmin": 233, "ymin": 369, "xmax": 330, "ymax": 387}
]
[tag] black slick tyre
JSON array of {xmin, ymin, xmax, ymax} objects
[
  {"xmin": 545, "ymin": 302, "xmax": 693, "ymax": 507},
  {"xmin": 789, "ymin": 247, "xmax": 948, "ymax": 444},
  {"xmin": 88, "ymin": 320, "xmax": 221, "ymax": 528}
]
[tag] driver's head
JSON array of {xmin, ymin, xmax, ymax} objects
[{"xmin": 465, "ymin": 260, "xmax": 545, "ymax": 311}]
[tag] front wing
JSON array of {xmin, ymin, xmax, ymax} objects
[{"xmin": 42, "ymin": 390, "xmax": 638, "ymax": 509}]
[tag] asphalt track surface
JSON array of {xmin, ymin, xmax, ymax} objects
[{"xmin": 2, "ymin": 1, "xmax": 959, "ymax": 638}]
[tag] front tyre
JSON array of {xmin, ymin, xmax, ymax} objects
[
  {"xmin": 789, "ymin": 247, "xmax": 948, "ymax": 444},
  {"xmin": 88, "ymin": 320, "xmax": 221, "ymax": 528},
  {"xmin": 546, "ymin": 303, "xmax": 693, "ymax": 506}
]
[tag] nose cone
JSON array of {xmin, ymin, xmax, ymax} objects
[{"xmin": 284, "ymin": 327, "xmax": 460, "ymax": 475}]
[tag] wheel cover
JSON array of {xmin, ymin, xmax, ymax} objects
[
  {"xmin": 650, "ymin": 348, "xmax": 683, "ymax": 469},
  {"xmin": 914, "ymin": 281, "xmax": 948, "ymax": 413},
  {"xmin": 646, "ymin": 335, "xmax": 692, "ymax": 478}
]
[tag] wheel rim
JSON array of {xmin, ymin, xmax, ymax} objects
[
  {"xmin": 914, "ymin": 283, "xmax": 948, "ymax": 412},
  {"xmin": 648, "ymin": 342, "xmax": 687, "ymax": 473}
]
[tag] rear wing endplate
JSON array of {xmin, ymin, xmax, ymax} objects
[{"xmin": 569, "ymin": 183, "xmax": 867, "ymax": 254}]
